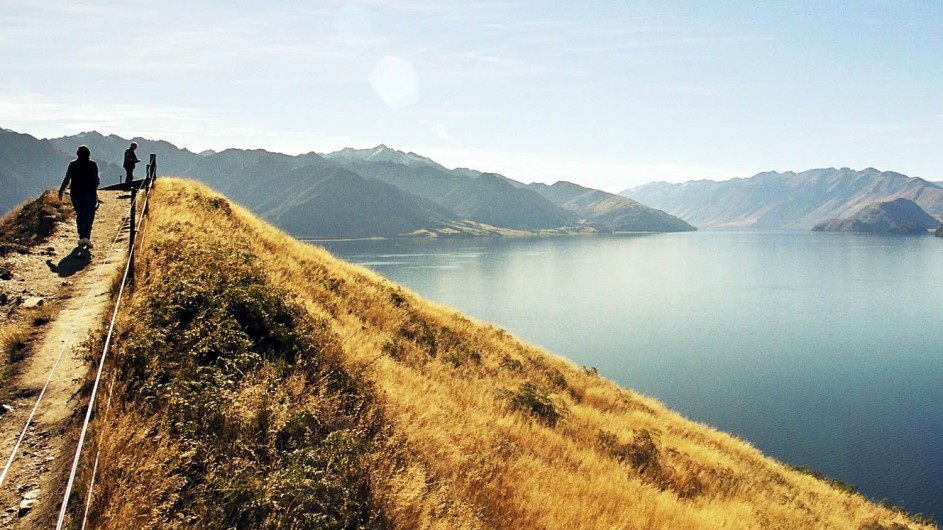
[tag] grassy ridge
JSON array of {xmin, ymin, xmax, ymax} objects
[
  {"xmin": 0, "ymin": 190, "xmax": 70, "ymax": 256},
  {"xmin": 76, "ymin": 191, "xmax": 389, "ymax": 529},
  {"xmin": 78, "ymin": 179, "xmax": 934, "ymax": 529}
]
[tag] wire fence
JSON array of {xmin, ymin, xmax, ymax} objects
[
  {"xmin": 0, "ymin": 154, "xmax": 159, "ymax": 528},
  {"xmin": 57, "ymin": 156, "xmax": 157, "ymax": 529}
]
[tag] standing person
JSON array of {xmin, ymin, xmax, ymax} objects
[
  {"xmin": 123, "ymin": 141, "xmax": 140, "ymax": 184},
  {"xmin": 58, "ymin": 145, "xmax": 100, "ymax": 249}
]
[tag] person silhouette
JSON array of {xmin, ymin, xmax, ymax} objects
[
  {"xmin": 58, "ymin": 145, "xmax": 100, "ymax": 249},
  {"xmin": 124, "ymin": 141, "xmax": 140, "ymax": 184}
]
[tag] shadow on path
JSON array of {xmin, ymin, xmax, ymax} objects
[{"xmin": 46, "ymin": 246, "xmax": 91, "ymax": 277}]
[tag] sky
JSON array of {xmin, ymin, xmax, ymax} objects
[{"xmin": 1, "ymin": 0, "xmax": 941, "ymax": 192}]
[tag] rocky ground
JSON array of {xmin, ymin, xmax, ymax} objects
[{"xmin": 0, "ymin": 190, "xmax": 129, "ymax": 528}]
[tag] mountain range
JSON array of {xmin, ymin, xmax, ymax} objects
[
  {"xmin": 812, "ymin": 198, "xmax": 941, "ymax": 234},
  {"xmin": 1, "ymin": 128, "xmax": 693, "ymax": 238},
  {"xmin": 622, "ymin": 168, "xmax": 943, "ymax": 230}
]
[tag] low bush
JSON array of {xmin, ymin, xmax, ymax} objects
[
  {"xmin": 598, "ymin": 429, "xmax": 703, "ymax": 498},
  {"xmin": 502, "ymin": 382, "xmax": 561, "ymax": 427}
]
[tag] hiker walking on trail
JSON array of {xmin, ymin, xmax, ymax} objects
[
  {"xmin": 124, "ymin": 141, "xmax": 140, "ymax": 184},
  {"xmin": 58, "ymin": 145, "xmax": 100, "ymax": 249}
]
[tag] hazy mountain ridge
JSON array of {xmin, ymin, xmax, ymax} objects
[
  {"xmin": 324, "ymin": 144, "xmax": 448, "ymax": 170},
  {"xmin": 529, "ymin": 181, "xmax": 696, "ymax": 232},
  {"xmin": 812, "ymin": 198, "xmax": 941, "ymax": 234},
  {"xmin": 438, "ymin": 173, "xmax": 580, "ymax": 230},
  {"xmin": 623, "ymin": 168, "xmax": 943, "ymax": 230},
  {"xmin": 322, "ymin": 148, "xmax": 475, "ymax": 203},
  {"xmin": 0, "ymin": 129, "xmax": 121, "ymax": 213},
  {"xmin": 2, "ymin": 127, "xmax": 692, "ymax": 238}
]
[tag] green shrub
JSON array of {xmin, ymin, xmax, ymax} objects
[
  {"xmin": 598, "ymin": 429, "xmax": 703, "ymax": 498},
  {"xmin": 502, "ymin": 382, "xmax": 561, "ymax": 427}
]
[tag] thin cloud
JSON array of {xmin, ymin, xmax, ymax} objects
[
  {"xmin": 898, "ymin": 137, "xmax": 938, "ymax": 145},
  {"xmin": 433, "ymin": 48, "xmax": 553, "ymax": 78},
  {"xmin": 0, "ymin": 86, "xmax": 213, "ymax": 139}
]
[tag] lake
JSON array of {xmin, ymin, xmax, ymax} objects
[{"xmin": 319, "ymin": 231, "xmax": 943, "ymax": 519}]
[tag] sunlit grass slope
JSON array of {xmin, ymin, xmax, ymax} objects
[{"xmin": 79, "ymin": 179, "xmax": 934, "ymax": 529}]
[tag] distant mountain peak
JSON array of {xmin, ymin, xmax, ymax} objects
[
  {"xmin": 324, "ymin": 145, "xmax": 445, "ymax": 170},
  {"xmin": 72, "ymin": 130, "xmax": 106, "ymax": 139}
]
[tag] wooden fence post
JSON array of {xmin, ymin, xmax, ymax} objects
[
  {"xmin": 148, "ymin": 153, "xmax": 157, "ymax": 187},
  {"xmin": 129, "ymin": 187, "xmax": 137, "ymax": 284}
]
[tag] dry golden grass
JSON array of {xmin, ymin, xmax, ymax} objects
[
  {"xmin": 0, "ymin": 324, "xmax": 30, "ymax": 389},
  {"xmin": 0, "ymin": 189, "xmax": 70, "ymax": 255},
  {"xmin": 77, "ymin": 179, "xmax": 935, "ymax": 530}
]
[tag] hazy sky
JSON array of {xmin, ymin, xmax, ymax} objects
[{"xmin": 2, "ymin": 1, "xmax": 941, "ymax": 191}]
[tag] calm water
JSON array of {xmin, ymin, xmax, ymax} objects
[{"xmin": 320, "ymin": 232, "xmax": 943, "ymax": 519}]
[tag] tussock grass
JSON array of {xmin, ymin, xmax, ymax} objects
[
  {"xmin": 72, "ymin": 187, "xmax": 390, "ymax": 529},
  {"xmin": 76, "ymin": 179, "xmax": 936, "ymax": 530},
  {"xmin": 0, "ymin": 324, "xmax": 30, "ymax": 390}
]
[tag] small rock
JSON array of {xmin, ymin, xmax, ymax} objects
[
  {"xmin": 61, "ymin": 280, "xmax": 72, "ymax": 287},
  {"xmin": 0, "ymin": 404, "xmax": 12, "ymax": 415},
  {"xmin": 17, "ymin": 498, "xmax": 36, "ymax": 517},
  {"xmin": 22, "ymin": 297, "xmax": 44, "ymax": 309},
  {"xmin": 22, "ymin": 489, "xmax": 39, "ymax": 501}
]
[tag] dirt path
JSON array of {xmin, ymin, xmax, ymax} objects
[{"xmin": 0, "ymin": 190, "xmax": 130, "ymax": 528}]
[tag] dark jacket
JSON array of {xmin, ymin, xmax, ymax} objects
[
  {"xmin": 124, "ymin": 148, "xmax": 140, "ymax": 170},
  {"xmin": 61, "ymin": 158, "xmax": 100, "ymax": 194}
]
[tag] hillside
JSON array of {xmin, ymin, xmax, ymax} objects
[
  {"xmin": 260, "ymin": 166, "xmax": 464, "ymax": 238},
  {"xmin": 68, "ymin": 178, "xmax": 933, "ymax": 529},
  {"xmin": 812, "ymin": 198, "xmax": 941, "ymax": 234},
  {"xmin": 436, "ymin": 173, "xmax": 579, "ymax": 230},
  {"xmin": 623, "ymin": 168, "xmax": 943, "ymax": 229},
  {"xmin": 529, "ymin": 181, "xmax": 696, "ymax": 232}
]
